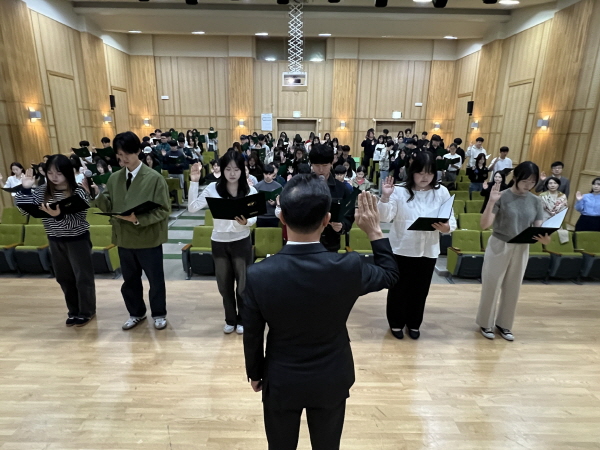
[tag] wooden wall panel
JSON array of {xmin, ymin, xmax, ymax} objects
[
  {"xmin": 105, "ymin": 45, "xmax": 130, "ymax": 92},
  {"xmin": 508, "ymin": 25, "xmax": 546, "ymax": 84},
  {"xmin": 454, "ymin": 95, "xmax": 472, "ymax": 148},
  {"xmin": 129, "ymin": 55, "xmax": 160, "ymax": 138},
  {"xmin": 229, "ymin": 57, "xmax": 254, "ymax": 142},
  {"xmin": 37, "ymin": 14, "xmax": 73, "ymax": 78},
  {"xmin": 499, "ymin": 82, "xmax": 533, "ymax": 163},
  {"xmin": 332, "ymin": 59, "xmax": 358, "ymax": 151},
  {"xmin": 456, "ymin": 52, "xmax": 480, "ymax": 96},
  {"xmin": 426, "ymin": 61, "xmax": 457, "ymax": 142},
  {"xmin": 48, "ymin": 74, "xmax": 81, "ymax": 153}
]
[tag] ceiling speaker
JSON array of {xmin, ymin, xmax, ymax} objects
[
  {"xmin": 483, "ymin": 0, "xmax": 498, "ymax": 3},
  {"xmin": 185, "ymin": 0, "xmax": 198, "ymax": 4},
  {"xmin": 277, "ymin": 0, "xmax": 290, "ymax": 3},
  {"xmin": 374, "ymin": 0, "xmax": 387, "ymax": 7},
  {"xmin": 328, "ymin": 0, "xmax": 341, "ymax": 3},
  {"xmin": 432, "ymin": 0, "xmax": 448, "ymax": 7}
]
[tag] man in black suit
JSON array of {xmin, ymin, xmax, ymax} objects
[
  {"xmin": 309, "ymin": 144, "xmax": 355, "ymax": 252},
  {"xmin": 243, "ymin": 174, "xmax": 400, "ymax": 450}
]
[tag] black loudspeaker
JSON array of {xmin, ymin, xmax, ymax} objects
[
  {"xmin": 185, "ymin": 0, "xmax": 198, "ymax": 4},
  {"xmin": 109, "ymin": 95, "xmax": 116, "ymax": 109},
  {"xmin": 483, "ymin": 0, "xmax": 498, "ymax": 3},
  {"xmin": 277, "ymin": 0, "xmax": 290, "ymax": 4},
  {"xmin": 467, "ymin": 101, "xmax": 474, "ymax": 115},
  {"xmin": 432, "ymin": 0, "xmax": 448, "ymax": 7},
  {"xmin": 374, "ymin": 0, "xmax": 388, "ymax": 7},
  {"xmin": 328, "ymin": 0, "xmax": 341, "ymax": 3}
]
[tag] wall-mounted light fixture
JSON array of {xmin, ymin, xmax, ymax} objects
[
  {"xmin": 293, "ymin": 111, "xmax": 301, "ymax": 118},
  {"xmin": 537, "ymin": 117, "xmax": 550, "ymax": 130},
  {"xmin": 471, "ymin": 121, "xmax": 479, "ymax": 129},
  {"xmin": 392, "ymin": 111, "xmax": 402, "ymax": 119},
  {"xmin": 103, "ymin": 114, "xmax": 113, "ymax": 124},
  {"xmin": 28, "ymin": 107, "xmax": 42, "ymax": 123},
  {"xmin": 433, "ymin": 122, "xmax": 441, "ymax": 130},
  {"xmin": 143, "ymin": 118, "xmax": 151, "ymax": 127},
  {"xmin": 340, "ymin": 120, "xmax": 346, "ymax": 129},
  {"xmin": 238, "ymin": 119, "xmax": 245, "ymax": 128}
]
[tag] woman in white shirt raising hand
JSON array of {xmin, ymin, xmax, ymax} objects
[
  {"xmin": 378, "ymin": 151, "xmax": 456, "ymax": 340},
  {"xmin": 188, "ymin": 151, "xmax": 257, "ymax": 336}
]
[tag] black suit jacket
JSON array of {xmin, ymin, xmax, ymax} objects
[
  {"xmin": 243, "ymin": 239, "xmax": 399, "ymax": 410},
  {"xmin": 321, "ymin": 174, "xmax": 355, "ymax": 252}
]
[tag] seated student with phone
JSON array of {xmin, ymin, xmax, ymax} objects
[
  {"xmin": 187, "ymin": 151, "xmax": 257, "ymax": 335},
  {"xmin": 15, "ymin": 155, "xmax": 96, "ymax": 327}
]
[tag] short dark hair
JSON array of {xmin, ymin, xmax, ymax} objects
[
  {"xmin": 79, "ymin": 140, "xmax": 90, "ymax": 147},
  {"xmin": 454, "ymin": 138, "xmax": 462, "ymax": 145},
  {"xmin": 168, "ymin": 140, "xmax": 178, "ymax": 147},
  {"xmin": 309, "ymin": 144, "xmax": 334, "ymax": 165},
  {"xmin": 210, "ymin": 159, "xmax": 218, "ymax": 166},
  {"xmin": 101, "ymin": 137, "xmax": 111, "ymax": 144},
  {"xmin": 161, "ymin": 132, "xmax": 170, "ymax": 138},
  {"xmin": 405, "ymin": 128, "xmax": 412, "ymax": 133},
  {"xmin": 356, "ymin": 165, "xmax": 367, "ymax": 174},
  {"xmin": 406, "ymin": 139, "xmax": 417, "ymax": 146},
  {"xmin": 476, "ymin": 137, "xmax": 484, "ymax": 143},
  {"xmin": 448, "ymin": 143, "xmax": 457, "ymax": 149},
  {"xmin": 342, "ymin": 145, "xmax": 350, "ymax": 153},
  {"xmin": 177, "ymin": 136, "xmax": 185, "ymax": 143},
  {"xmin": 297, "ymin": 163, "xmax": 311, "ymax": 174},
  {"xmin": 382, "ymin": 129, "xmax": 389, "ymax": 134},
  {"xmin": 113, "ymin": 131, "xmax": 141, "ymax": 155},
  {"xmin": 544, "ymin": 176, "xmax": 562, "ymax": 189},
  {"xmin": 258, "ymin": 134, "xmax": 265, "ymax": 141},
  {"xmin": 500, "ymin": 146, "xmax": 509, "ymax": 153},
  {"xmin": 263, "ymin": 164, "xmax": 275, "ymax": 174},
  {"xmin": 513, "ymin": 161, "xmax": 540, "ymax": 186},
  {"xmin": 334, "ymin": 165, "xmax": 347, "ymax": 175},
  {"xmin": 280, "ymin": 174, "xmax": 331, "ymax": 234},
  {"xmin": 422, "ymin": 131, "xmax": 428, "ymax": 136},
  {"xmin": 142, "ymin": 136, "xmax": 151, "ymax": 142},
  {"xmin": 551, "ymin": 161, "xmax": 564, "ymax": 169},
  {"xmin": 386, "ymin": 139, "xmax": 394, "ymax": 147},
  {"xmin": 431, "ymin": 135, "xmax": 441, "ymax": 142}
]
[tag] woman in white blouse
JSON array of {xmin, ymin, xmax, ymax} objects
[
  {"xmin": 0, "ymin": 162, "xmax": 25, "ymax": 197},
  {"xmin": 378, "ymin": 151, "xmax": 456, "ymax": 340},
  {"xmin": 188, "ymin": 151, "xmax": 257, "ymax": 336}
]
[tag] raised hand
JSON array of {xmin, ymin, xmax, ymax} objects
[
  {"xmin": 355, "ymin": 192, "xmax": 383, "ymax": 241},
  {"xmin": 576, "ymin": 191, "xmax": 583, "ymax": 202},
  {"xmin": 540, "ymin": 171, "xmax": 547, "ymax": 181},
  {"xmin": 489, "ymin": 183, "xmax": 502, "ymax": 203},
  {"xmin": 482, "ymin": 181, "xmax": 489, "ymax": 190},
  {"xmin": 190, "ymin": 163, "xmax": 201, "ymax": 183},
  {"xmin": 21, "ymin": 168, "xmax": 35, "ymax": 189},
  {"xmin": 39, "ymin": 203, "xmax": 61, "ymax": 217},
  {"xmin": 381, "ymin": 176, "xmax": 395, "ymax": 200}
]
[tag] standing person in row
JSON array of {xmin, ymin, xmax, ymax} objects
[
  {"xmin": 188, "ymin": 151, "xmax": 257, "ymax": 335},
  {"xmin": 378, "ymin": 152, "xmax": 456, "ymax": 340},
  {"xmin": 539, "ymin": 177, "xmax": 568, "ymax": 221},
  {"xmin": 477, "ymin": 162, "xmax": 549, "ymax": 341},
  {"xmin": 309, "ymin": 144, "xmax": 355, "ymax": 252},
  {"xmin": 488, "ymin": 146, "xmax": 512, "ymax": 180},
  {"xmin": 255, "ymin": 164, "xmax": 282, "ymax": 228},
  {"xmin": 535, "ymin": 161, "xmax": 570, "ymax": 197},
  {"xmin": 574, "ymin": 177, "xmax": 600, "ymax": 232},
  {"xmin": 465, "ymin": 137, "xmax": 487, "ymax": 168},
  {"xmin": 95, "ymin": 132, "xmax": 171, "ymax": 331},
  {"xmin": 480, "ymin": 171, "xmax": 509, "ymax": 213},
  {"xmin": 467, "ymin": 153, "xmax": 489, "ymax": 193},
  {"xmin": 1, "ymin": 162, "xmax": 25, "ymax": 197},
  {"xmin": 442, "ymin": 143, "xmax": 462, "ymax": 183},
  {"xmin": 361, "ymin": 129, "xmax": 376, "ymax": 174},
  {"xmin": 15, "ymin": 155, "xmax": 96, "ymax": 326},
  {"xmin": 243, "ymin": 175, "xmax": 399, "ymax": 450}
]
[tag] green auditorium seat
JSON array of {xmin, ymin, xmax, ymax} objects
[
  {"xmin": 0, "ymin": 224, "xmax": 24, "ymax": 273},
  {"xmin": 458, "ymin": 213, "xmax": 489, "ymax": 231},
  {"xmin": 182, "ymin": 226, "xmax": 214, "ymax": 279},
  {"xmin": 166, "ymin": 177, "xmax": 183, "ymax": 209},
  {"xmin": 447, "ymin": 230, "xmax": 484, "ymax": 279},
  {"xmin": 1, "ymin": 207, "xmax": 28, "ymax": 225},
  {"xmin": 346, "ymin": 228, "xmax": 374, "ymax": 263},
  {"xmin": 544, "ymin": 231, "xmax": 583, "ymax": 280},
  {"xmin": 453, "ymin": 191, "xmax": 470, "ymax": 203},
  {"xmin": 89, "ymin": 225, "xmax": 120, "ymax": 277},
  {"xmin": 14, "ymin": 225, "xmax": 52, "ymax": 274},
  {"xmin": 466, "ymin": 200, "xmax": 484, "ymax": 214},
  {"xmin": 204, "ymin": 209, "xmax": 214, "ymax": 227},
  {"xmin": 457, "ymin": 181, "xmax": 471, "ymax": 191},
  {"xmin": 254, "ymin": 227, "xmax": 283, "ymax": 262},
  {"xmin": 452, "ymin": 199, "xmax": 465, "ymax": 217},
  {"xmin": 574, "ymin": 232, "xmax": 600, "ymax": 279}
]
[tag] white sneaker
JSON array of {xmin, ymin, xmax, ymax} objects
[
  {"xmin": 122, "ymin": 316, "xmax": 146, "ymax": 330},
  {"xmin": 236, "ymin": 325, "xmax": 244, "ymax": 335},
  {"xmin": 223, "ymin": 324, "xmax": 235, "ymax": 334},
  {"xmin": 480, "ymin": 327, "xmax": 495, "ymax": 340},
  {"xmin": 154, "ymin": 318, "xmax": 167, "ymax": 330}
]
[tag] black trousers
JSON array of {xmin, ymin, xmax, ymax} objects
[
  {"xmin": 118, "ymin": 245, "xmax": 167, "ymax": 318},
  {"xmin": 211, "ymin": 236, "xmax": 253, "ymax": 326},
  {"xmin": 263, "ymin": 400, "xmax": 346, "ymax": 450},
  {"xmin": 49, "ymin": 237, "xmax": 96, "ymax": 318},
  {"xmin": 386, "ymin": 254, "xmax": 437, "ymax": 330}
]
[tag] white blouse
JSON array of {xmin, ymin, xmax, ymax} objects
[
  {"xmin": 3, "ymin": 175, "xmax": 23, "ymax": 197},
  {"xmin": 378, "ymin": 184, "xmax": 457, "ymax": 258},
  {"xmin": 188, "ymin": 181, "xmax": 257, "ymax": 243}
]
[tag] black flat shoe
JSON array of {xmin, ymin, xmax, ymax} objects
[
  {"xmin": 66, "ymin": 316, "xmax": 76, "ymax": 327},
  {"xmin": 391, "ymin": 329, "xmax": 404, "ymax": 339},
  {"xmin": 408, "ymin": 329, "xmax": 420, "ymax": 340}
]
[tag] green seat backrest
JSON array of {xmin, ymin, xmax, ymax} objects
[
  {"xmin": 0, "ymin": 224, "xmax": 24, "ymax": 245},
  {"xmin": 466, "ymin": 200, "xmax": 484, "ymax": 213},
  {"xmin": 353, "ymin": 156, "xmax": 361, "ymax": 165},
  {"xmin": 205, "ymin": 151, "xmax": 216, "ymax": 166},
  {"xmin": 459, "ymin": 213, "xmax": 483, "ymax": 231},
  {"xmin": 530, "ymin": 241, "xmax": 545, "ymax": 253},
  {"xmin": 28, "ymin": 217, "xmax": 44, "ymax": 225},
  {"xmin": 184, "ymin": 169, "xmax": 190, "ymax": 186},
  {"xmin": 23, "ymin": 225, "xmax": 48, "ymax": 247},
  {"xmin": 454, "ymin": 191, "xmax": 470, "ymax": 203},
  {"xmin": 457, "ymin": 181, "xmax": 471, "ymax": 191},
  {"xmin": 1, "ymin": 207, "xmax": 28, "ymax": 225},
  {"xmin": 87, "ymin": 208, "xmax": 110, "ymax": 225},
  {"xmin": 161, "ymin": 170, "xmax": 169, "ymax": 178},
  {"xmin": 481, "ymin": 230, "xmax": 493, "ymax": 249},
  {"xmin": 574, "ymin": 232, "xmax": 600, "ymax": 253},
  {"xmin": 90, "ymin": 225, "xmax": 113, "ymax": 248},
  {"xmin": 453, "ymin": 200, "xmax": 465, "ymax": 216},
  {"xmin": 204, "ymin": 210, "xmax": 214, "ymax": 227},
  {"xmin": 254, "ymin": 227, "xmax": 283, "ymax": 258},
  {"xmin": 349, "ymin": 228, "xmax": 372, "ymax": 252},
  {"xmin": 191, "ymin": 226, "xmax": 213, "ymax": 248},
  {"xmin": 545, "ymin": 231, "xmax": 575, "ymax": 253},
  {"xmin": 452, "ymin": 230, "xmax": 482, "ymax": 252},
  {"xmin": 458, "ymin": 169, "xmax": 466, "ymax": 177},
  {"xmin": 166, "ymin": 178, "xmax": 182, "ymax": 191}
]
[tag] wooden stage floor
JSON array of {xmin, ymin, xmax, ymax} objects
[{"xmin": 1, "ymin": 280, "xmax": 599, "ymax": 449}]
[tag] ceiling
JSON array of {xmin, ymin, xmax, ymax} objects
[{"xmin": 72, "ymin": 0, "xmax": 557, "ymax": 39}]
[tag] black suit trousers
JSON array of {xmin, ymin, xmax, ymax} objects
[{"xmin": 263, "ymin": 400, "xmax": 346, "ymax": 450}]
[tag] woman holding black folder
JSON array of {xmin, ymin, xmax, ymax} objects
[
  {"xmin": 15, "ymin": 155, "xmax": 96, "ymax": 327},
  {"xmin": 477, "ymin": 162, "xmax": 550, "ymax": 341},
  {"xmin": 378, "ymin": 151, "xmax": 456, "ymax": 340},
  {"xmin": 188, "ymin": 151, "xmax": 257, "ymax": 335}
]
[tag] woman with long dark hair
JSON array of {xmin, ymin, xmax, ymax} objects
[
  {"xmin": 1, "ymin": 162, "xmax": 25, "ymax": 197},
  {"xmin": 467, "ymin": 153, "xmax": 489, "ymax": 193},
  {"xmin": 188, "ymin": 151, "xmax": 257, "ymax": 335},
  {"xmin": 15, "ymin": 154, "xmax": 96, "ymax": 326},
  {"xmin": 480, "ymin": 171, "xmax": 509, "ymax": 213},
  {"xmin": 378, "ymin": 151, "xmax": 456, "ymax": 340}
]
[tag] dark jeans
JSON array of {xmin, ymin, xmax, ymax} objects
[
  {"xmin": 211, "ymin": 236, "xmax": 253, "ymax": 326},
  {"xmin": 263, "ymin": 400, "xmax": 346, "ymax": 450},
  {"xmin": 257, "ymin": 217, "xmax": 280, "ymax": 228},
  {"xmin": 49, "ymin": 237, "xmax": 96, "ymax": 318},
  {"xmin": 470, "ymin": 182, "xmax": 484, "ymax": 193},
  {"xmin": 387, "ymin": 255, "xmax": 437, "ymax": 330},
  {"xmin": 118, "ymin": 245, "xmax": 167, "ymax": 318}
]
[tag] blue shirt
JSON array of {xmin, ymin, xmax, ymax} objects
[{"xmin": 575, "ymin": 193, "xmax": 600, "ymax": 216}]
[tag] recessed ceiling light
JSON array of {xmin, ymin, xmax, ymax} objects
[
  {"xmin": 129, "ymin": 30, "xmax": 142, "ymax": 34},
  {"xmin": 444, "ymin": 36, "xmax": 458, "ymax": 39},
  {"xmin": 192, "ymin": 31, "xmax": 205, "ymax": 35},
  {"xmin": 499, "ymin": 0, "xmax": 520, "ymax": 4},
  {"xmin": 310, "ymin": 57, "xmax": 324, "ymax": 62},
  {"xmin": 413, "ymin": 0, "xmax": 430, "ymax": 3},
  {"xmin": 255, "ymin": 32, "xmax": 269, "ymax": 36},
  {"xmin": 265, "ymin": 57, "xmax": 276, "ymax": 61},
  {"xmin": 319, "ymin": 33, "xmax": 332, "ymax": 37}
]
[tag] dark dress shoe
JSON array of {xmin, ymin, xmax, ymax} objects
[
  {"xmin": 391, "ymin": 329, "xmax": 404, "ymax": 339},
  {"xmin": 408, "ymin": 329, "xmax": 420, "ymax": 340}
]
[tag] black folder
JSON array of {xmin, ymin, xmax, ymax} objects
[
  {"xmin": 329, "ymin": 188, "xmax": 360, "ymax": 222},
  {"xmin": 206, "ymin": 193, "xmax": 267, "ymax": 220},
  {"xmin": 507, "ymin": 227, "xmax": 559, "ymax": 244},
  {"xmin": 17, "ymin": 195, "xmax": 89, "ymax": 219},
  {"xmin": 93, "ymin": 201, "xmax": 162, "ymax": 217},
  {"xmin": 73, "ymin": 147, "xmax": 91, "ymax": 158},
  {"xmin": 259, "ymin": 188, "xmax": 282, "ymax": 202},
  {"xmin": 2, "ymin": 185, "xmax": 23, "ymax": 193},
  {"xmin": 407, "ymin": 217, "xmax": 450, "ymax": 231}
]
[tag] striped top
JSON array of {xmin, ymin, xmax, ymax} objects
[{"xmin": 15, "ymin": 185, "xmax": 90, "ymax": 240}]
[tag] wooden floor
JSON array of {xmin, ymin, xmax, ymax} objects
[{"xmin": 1, "ymin": 280, "xmax": 599, "ymax": 450}]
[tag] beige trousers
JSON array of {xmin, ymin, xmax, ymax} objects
[{"xmin": 476, "ymin": 235, "xmax": 529, "ymax": 330}]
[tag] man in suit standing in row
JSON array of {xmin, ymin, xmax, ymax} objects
[{"xmin": 243, "ymin": 174, "xmax": 400, "ymax": 450}]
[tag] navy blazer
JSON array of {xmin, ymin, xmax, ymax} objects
[{"xmin": 243, "ymin": 238, "xmax": 399, "ymax": 409}]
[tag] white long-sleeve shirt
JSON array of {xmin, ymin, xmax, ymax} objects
[
  {"xmin": 378, "ymin": 184, "xmax": 457, "ymax": 258},
  {"xmin": 3, "ymin": 175, "xmax": 23, "ymax": 197},
  {"xmin": 188, "ymin": 181, "xmax": 257, "ymax": 242},
  {"xmin": 465, "ymin": 145, "xmax": 487, "ymax": 168},
  {"xmin": 373, "ymin": 144, "xmax": 386, "ymax": 162}
]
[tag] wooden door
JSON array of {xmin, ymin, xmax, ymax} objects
[
  {"xmin": 48, "ymin": 74, "xmax": 81, "ymax": 154},
  {"xmin": 500, "ymin": 82, "xmax": 533, "ymax": 163},
  {"xmin": 111, "ymin": 88, "xmax": 130, "ymax": 134}
]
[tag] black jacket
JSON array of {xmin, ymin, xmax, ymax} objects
[
  {"xmin": 243, "ymin": 239, "xmax": 399, "ymax": 409},
  {"xmin": 361, "ymin": 138, "xmax": 376, "ymax": 158},
  {"xmin": 321, "ymin": 174, "xmax": 355, "ymax": 252},
  {"xmin": 467, "ymin": 166, "xmax": 489, "ymax": 183}
]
